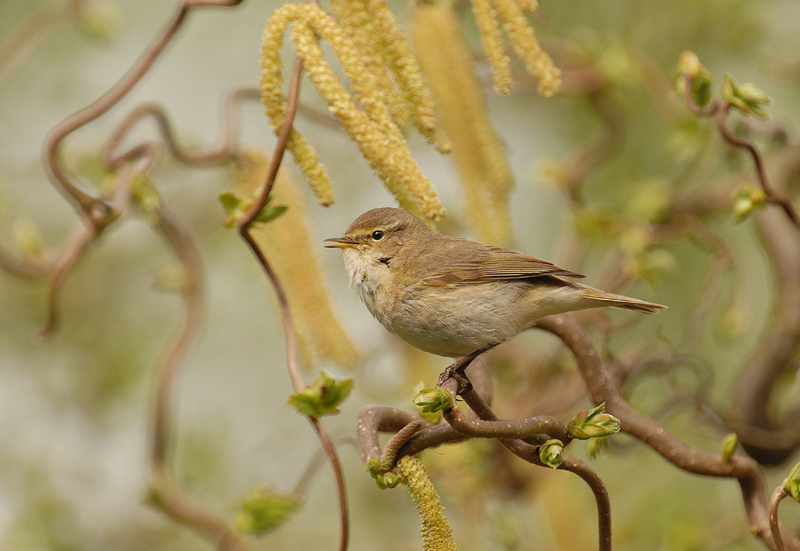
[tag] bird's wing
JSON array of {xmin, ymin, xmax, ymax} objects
[{"xmin": 418, "ymin": 237, "xmax": 585, "ymax": 286}]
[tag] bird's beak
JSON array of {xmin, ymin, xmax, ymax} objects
[{"xmin": 324, "ymin": 236, "xmax": 359, "ymax": 249}]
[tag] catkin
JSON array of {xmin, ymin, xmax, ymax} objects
[
  {"xmin": 232, "ymin": 148, "xmax": 362, "ymax": 370},
  {"xmin": 399, "ymin": 455, "xmax": 458, "ymax": 551},
  {"xmin": 412, "ymin": 2, "xmax": 513, "ymax": 245},
  {"xmin": 260, "ymin": 3, "xmax": 445, "ymax": 221}
]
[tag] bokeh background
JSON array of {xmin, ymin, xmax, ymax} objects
[{"xmin": 1, "ymin": 0, "xmax": 799, "ymax": 549}]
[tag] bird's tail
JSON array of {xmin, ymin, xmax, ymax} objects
[{"xmin": 580, "ymin": 287, "xmax": 667, "ymax": 314}]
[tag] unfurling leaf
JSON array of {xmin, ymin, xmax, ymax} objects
[{"xmin": 286, "ymin": 371, "xmax": 354, "ymax": 418}]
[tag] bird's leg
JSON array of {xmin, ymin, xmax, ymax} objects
[{"xmin": 436, "ymin": 347, "xmax": 493, "ymax": 392}]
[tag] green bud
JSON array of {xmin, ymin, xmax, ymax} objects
[
  {"xmin": 721, "ymin": 432, "xmax": 738, "ymax": 462},
  {"xmin": 76, "ymin": 0, "xmax": 121, "ymax": 42},
  {"xmin": 783, "ymin": 462, "xmax": 800, "ymax": 502},
  {"xmin": 366, "ymin": 457, "xmax": 381, "ymax": 477},
  {"xmin": 412, "ymin": 387, "xmax": 453, "ymax": 414},
  {"xmin": 381, "ymin": 472, "xmax": 400, "ymax": 489},
  {"xmin": 674, "ymin": 51, "xmax": 713, "ymax": 107},
  {"xmin": 732, "ymin": 183, "xmax": 767, "ymax": 222},
  {"xmin": 235, "ymin": 487, "xmax": 300, "ymax": 535},
  {"xmin": 286, "ymin": 371, "xmax": 354, "ymax": 418},
  {"xmin": 413, "ymin": 383, "xmax": 443, "ymax": 424},
  {"xmin": 568, "ymin": 403, "xmax": 621, "ymax": 440},
  {"xmin": 722, "ymin": 74, "xmax": 771, "ymax": 119},
  {"xmin": 366, "ymin": 458, "xmax": 401, "ymax": 489},
  {"xmin": 539, "ymin": 439, "xmax": 564, "ymax": 469}
]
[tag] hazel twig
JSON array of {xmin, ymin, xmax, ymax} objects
[
  {"xmin": 536, "ymin": 314, "xmax": 800, "ymax": 551},
  {"xmin": 147, "ymin": 203, "xmax": 253, "ymax": 551},
  {"xmin": 237, "ymin": 54, "xmax": 350, "ymax": 551},
  {"xmin": 682, "ymin": 74, "xmax": 800, "ymax": 231},
  {"xmin": 769, "ymin": 486, "xmax": 789, "ymax": 551},
  {"xmin": 43, "ymin": 0, "xmax": 242, "ymax": 222}
]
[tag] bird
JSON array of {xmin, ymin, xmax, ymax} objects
[{"xmin": 325, "ymin": 207, "xmax": 666, "ymax": 359}]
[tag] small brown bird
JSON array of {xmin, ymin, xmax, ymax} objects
[{"xmin": 325, "ymin": 207, "xmax": 666, "ymax": 358}]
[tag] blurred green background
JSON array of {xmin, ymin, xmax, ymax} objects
[{"xmin": 1, "ymin": 0, "xmax": 799, "ymax": 549}]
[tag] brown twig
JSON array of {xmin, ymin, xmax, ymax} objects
[
  {"xmin": 439, "ymin": 378, "xmax": 611, "ymax": 551},
  {"xmin": 102, "ymin": 88, "xmax": 261, "ymax": 169},
  {"xmin": 682, "ymin": 74, "xmax": 800, "ymax": 231},
  {"xmin": 769, "ymin": 486, "xmax": 789, "ymax": 551},
  {"xmin": 236, "ymin": 55, "xmax": 350, "ymax": 551},
  {"xmin": 43, "ymin": 0, "xmax": 243, "ymax": 222},
  {"xmin": 561, "ymin": 456, "xmax": 613, "ymax": 551},
  {"xmin": 35, "ymin": 220, "xmax": 97, "ymax": 338},
  {"xmin": 36, "ymin": 168, "xmax": 132, "ymax": 338},
  {"xmin": 535, "ymin": 314, "xmax": 800, "ymax": 551},
  {"xmin": 148, "ymin": 204, "xmax": 252, "ymax": 551}
]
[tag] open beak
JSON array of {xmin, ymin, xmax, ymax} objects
[{"xmin": 324, "ymin": 236, "xmax": 359, "ymax": 249}]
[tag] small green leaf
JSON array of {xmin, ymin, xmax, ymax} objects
[
  {"xmin": 783, "ymin": 462, "xmax": 800, "ymax": 502},
  {"xmin": 131, "ymin": 174, "xmax": 162, "ymax": 217},
  {"xmin": 674, "ymin": 51, "xmax": 713, "ymax": 107},
  {"xmin": 254, "ymin": 204, "xmax": 289, "ymax": 225},
  {"xmin": 539, "ymin": 439, "xmax": 564, "ymax": 469},
  {"xmin": 219, "ymin": 192, "xmax": 241, "ymax": 215},
  {"xmin": 722, "ymin": 74, "xmax": 771, "ymax": 119},
  {"xmin": 218, "ymin": 191, "xmax": 288, "ymax": 228},
  {"xmin": 286, "ymin": 371, "xmax": 354, "ymax": 418},
  {"xmin": 235, "ymin": 487, "xmax": 300, "ymax": 535}
]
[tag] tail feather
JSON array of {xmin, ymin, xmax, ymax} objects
[{"xmin": 580, "ymin": 288, "xmax": 667, "ymax": 314}]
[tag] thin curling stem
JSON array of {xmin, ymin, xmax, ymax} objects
[
  {"xmin": 148, "ymin": 204, "xmax": 253, "ymax": 551},
  {"xmin": 682, "ymin": 74, "xmax": 800, "ymax": 232},
  {"xmin": 561, "ymin": 456, "xmax": 612, "ymax": 551},
  {"xmin": 380, "ymin": 421, "xmax": 423, "ymax": 472},
  {"xmin": 237, "ymin": 55, "xmax": 350, "ymax": 551},
  {"xmin": 769, "ymin": 487, "xmax": 788, "ymax": 551}
]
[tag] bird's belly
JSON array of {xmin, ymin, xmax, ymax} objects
[{"xmin": 383, "ymin": 281, "xmax": 534, "ymax": 357}]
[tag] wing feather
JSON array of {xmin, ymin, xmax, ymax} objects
[{"xmin": 418, "ymin": 237, "xmax": 584, "ymax": 286}]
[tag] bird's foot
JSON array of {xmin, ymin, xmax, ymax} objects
[{"xmin": 436, "ymin": 349, "xmax": 489, "ymax": 393}]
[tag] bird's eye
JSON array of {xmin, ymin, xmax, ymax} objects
[{"xmin": 371, "ymin": 230, "xmax": 384, "ymax": 241}]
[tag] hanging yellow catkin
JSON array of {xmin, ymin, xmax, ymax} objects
[
  {"xmin": 472, "ymin": 0, "xmax": 513, "ymax": 95},
  {"xmin": 231, "ymin": 148, "xmax": 362, "ymax": 370},
  {"xmin": 398, "ymin": 455, "xmax": 458, "ymax": 551},
  {"xmin": 411, "ymin": 1, "xmax": 513, "ymax": 245},
  {"xmin": 493, "ymin": 0, "xmax": 560, "ymax": 96},
  {"xmin": 260, "ymin": 6, "xmax": 334, "ymax": 207},
  {"xmin": 363, "ymin": 0, "xmax": 451, "ymax": 152},
  {"xmin": 329, "ymin": 0, "xmax": 411, "ymax": 127},
  {"xmin": 260, "ymin": 3, "xmax": 445, "ymax": 222}
]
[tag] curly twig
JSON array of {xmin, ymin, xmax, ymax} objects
[
  {"xmin": 682, "ymin": 74, "xmax": 800, "ymax": 231},
  {"xmin": 43, "ymin": 0, "xmax": 243, "ymax": 221},
  {"xmin": 769, "ymin": 486, "xmax": 789, "ymax": 551},
  {"xmin": 536, "ymin": 314, "xmax": 800, "ymax": 551},
  {"xmin": 147, "ymin": 204, "xmax": 253, "ymax": 551},
  {"xmin": 236, "ymin": 54, "xmax": 350, "ymax": 551}
]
